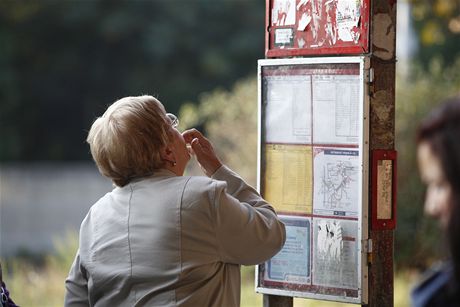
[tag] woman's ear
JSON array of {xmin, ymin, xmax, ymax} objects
[{"xmin": 160, "ymin": 144, "xmax": 176, "ymax": 165}]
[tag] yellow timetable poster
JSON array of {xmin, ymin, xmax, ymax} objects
[{"xmin": 263, "ymin": 144, "xmax": 312, "ymax": 214}]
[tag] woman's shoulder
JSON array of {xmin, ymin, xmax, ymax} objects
[
  {"xmin": 412, "ymin": 262, "xmax": 460, "ymax": 307},
  {"xmin": 183, "ymin": 175, "xmax": 220, "ymax": 192},
  {"xmin": 182, "ymin": 175, "xmax": 228, "ymax": 204}
]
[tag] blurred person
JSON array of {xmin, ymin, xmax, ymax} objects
[
  {"xmin": 64, "ymin": 95, "xmax": 285, "ymax": 306},
  {"xmin": 412, "ymin": 96, "xmax": 460, "ymax": 306},
  {"xmin": 0, "ymin": 262, "xmax": 18, "ymax": 307}
]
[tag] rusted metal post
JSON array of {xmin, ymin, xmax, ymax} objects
[
  {"xmin": 367, "ymin": 0, "xmax": 397, "ymax": 306},
  {"xmin": 263, "ymin": 294, "xmax": 293, "ymax": 307}
]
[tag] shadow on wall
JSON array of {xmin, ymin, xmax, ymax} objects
[{"xmin": 0, "ymin": 162, "xmax": 112, "ymax": 257}]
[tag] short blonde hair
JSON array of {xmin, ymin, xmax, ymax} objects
[{"xmin": 87, "ymin": 95, "xmax": 171, "ymax": 187}]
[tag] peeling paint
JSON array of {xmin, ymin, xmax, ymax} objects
[
  {"xmin": 336, "ymin": 0, "xmax": 361, "ymax": 43},
  {"xmin": 298, "ymin": 37, "xmax": 306, "ymax": 48},
  {"xmin": 272, "ymin": 0, "xmax": 296, "ymax": 26},
  {"xmin": 373, "ymin": 14, "xmax": 395, "ymax": 60},
  {"xmin": 373, "ymin": 90, "xmax": 393, "ymax": 122}
]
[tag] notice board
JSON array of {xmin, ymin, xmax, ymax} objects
[
  {"xmin": 256, "ymin": 57, "xmax": 370, "ymax": 304},
  {"xmin": 265, "ymin": 0, "xmax": 370, "ymax": 57}
]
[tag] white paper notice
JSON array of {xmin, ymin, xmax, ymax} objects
[
  {"xmin": 275, "ymin": 28, "xmax": 294, "ymax": 45},
  {"xmin": 316, "ymin": 220, "xmax": 343, "ymax": 261},
  {"xmin": 313, "ymin": 218, "xmax": 358, "ymax": 289},
  {"xmin": 265, "ymin": 75, "xmax": 312, "ymax": 144},
  {"xmin": 336, "ymin": 0, "xmax": 361, "ymax": 42},
  {"xmin": 272, "ymin": 0, "xmax": 296, "ymax": 26},
  {"xmin": 313, "ymin": 147, "xmax": 360, "ymax": 217},
  {"xmin": 312, "ymin": 74, "xmax": 360, "ymax": 145},
  {"xmin": 264, "ymin": 216, "xmax": 311, "ymax": 284}
]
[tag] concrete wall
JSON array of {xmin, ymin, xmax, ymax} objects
[{"xmin": 0, "ymin": 162, "xmax": 112, "ymax": 257}]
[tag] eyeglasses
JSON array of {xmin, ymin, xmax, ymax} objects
[{"xmin": 166, "ymin": 113, "xmax": 179, "ymax": 128}]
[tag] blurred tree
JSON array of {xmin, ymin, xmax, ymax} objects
[
  {"xmin": 395, "ymin": 0, "xmax": 460, "ymax": 270},
  {"xmin": 179, "ymin": 77, "xmax": 258, "ymax": 186},
  {"xmin": 409, "ymin": 0, "xmax": 460, "ymax": 69},
  {"xmin": 395, "ymin": 58, "xmax": 460, "ymax": 268},
  {"xmin": 0, "ymin": 0, "xmax": 264, "ymax": 161}
]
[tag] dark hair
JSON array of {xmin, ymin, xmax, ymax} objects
[{"xmin": 417, "ymin": 96, "xmax": 460, "ymax": 283}]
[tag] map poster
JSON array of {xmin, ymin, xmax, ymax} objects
[
  {"xmin": 312, "ymin": 217, "xmax": 358, "ymax": 289},
  {"xmin": 264, "ymin": 216, "xmax": 311, "ymax": 284},
  {"xmin": 313, "ymin": 147, "xmax": 360, "ymax": 217}
]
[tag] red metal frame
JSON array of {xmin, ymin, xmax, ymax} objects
[
  {"xmin": 371, "ymin": 150, "xmax": 397, "ymax": 230},
  {"xmin": 265, "ymin": 0, "xmax": 370, "ymax": 57}
]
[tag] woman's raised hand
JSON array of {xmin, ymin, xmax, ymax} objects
[{"xmin": 182, "ymin": 129, "xmax": 223, "ymax": 177}]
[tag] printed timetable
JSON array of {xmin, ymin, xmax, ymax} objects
[{"xmin": 257, "ymin": 57, "xmax": 369, "ymax": 304}]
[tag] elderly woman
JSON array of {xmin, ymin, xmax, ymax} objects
[
  {"xmin": 412, "ymin": 96, "xmax": 460, "ymax": 306},
  {"xmin": 64, "ymin": 95, "xmax": 285, "ymax": 306}
]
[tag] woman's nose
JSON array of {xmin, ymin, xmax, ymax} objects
[
  {"xmin": 424, "ymin": 198, "xmax": 440, "ymax": 218},
  {"xmin": 424, "ymin": 187, "xmax": 445, "ymax": 219}
]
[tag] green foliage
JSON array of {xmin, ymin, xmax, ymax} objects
[
  {"xmin": 47, "ymin": 231, "xmax": 80, "ymax": 273},
  {"xmin": 395, "ymin": 59, "xmax": 460, "ymax": 268},
  {"xmin": 0, "ymin": 0, "xmax": 264, "ymax": 161},
  {"xmin": 179, "ymin": 77, "xmax": 258, "ymax": 186},
  {"xmin": 409, "ymin": 0, "xmax": 460, "ymax": 69},
  {"xmin": 2, "ymin": 231, "xmax": 78, "ymax": 307},
  {"xmin": 3, "ymin": 245, "xmax": 413, "ymax": 307}
]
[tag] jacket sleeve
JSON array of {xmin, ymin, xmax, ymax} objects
[
  {"xmin": 64, "ymin": 252, "xmax": 89, "ymax": 307},
  {"xmin": 210, "ymin": 165, "xmax": 286, "ymax": 265}
]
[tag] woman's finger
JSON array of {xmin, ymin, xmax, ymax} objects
[{"xmin": 182, "ymin": 129, "xmax": 202, "ymax": 143}]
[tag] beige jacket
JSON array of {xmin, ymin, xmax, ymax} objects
[{"xmin": 65, "ymin": 166, "xmax": 285, "ymax": 307}]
